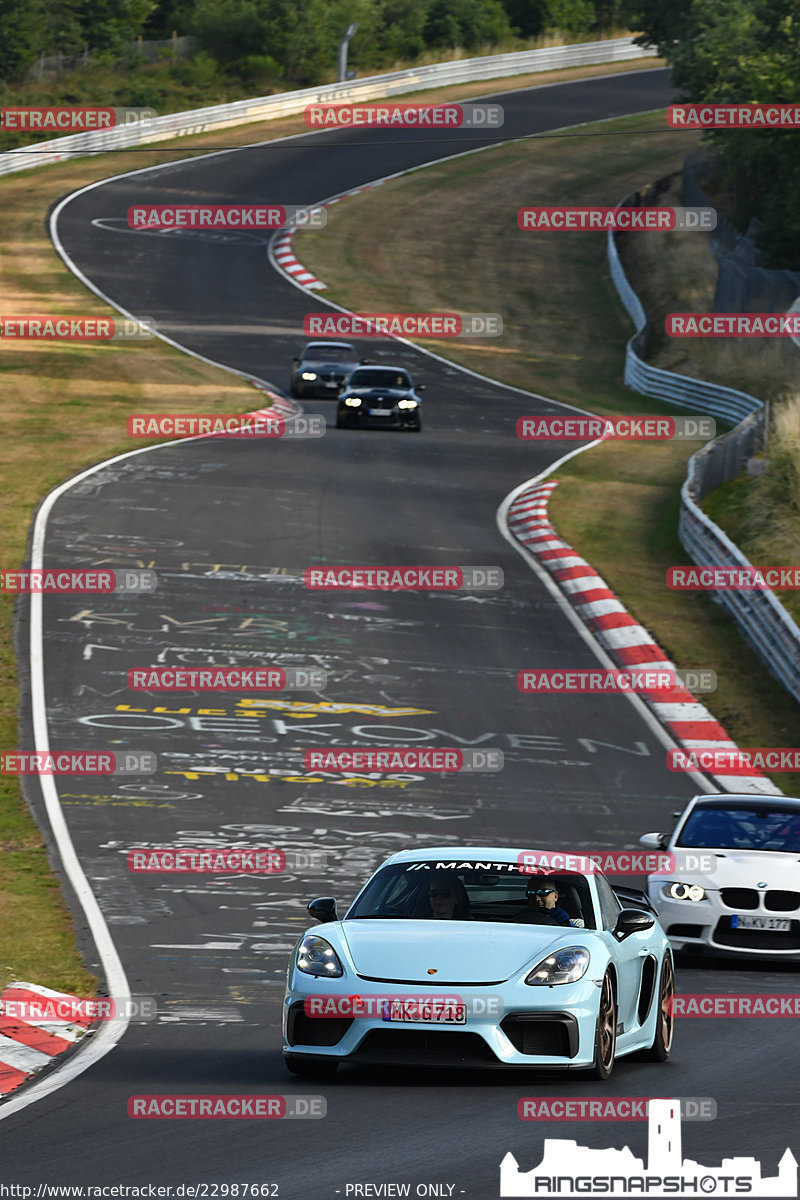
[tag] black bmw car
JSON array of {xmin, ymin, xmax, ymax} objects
[
  {"xmin": 336, "ymin": 366, "xmax": 424, "ymax": 431},
  {"xmin": 289, "ymin": 341, "xmax": 362, "ymax": 398}
]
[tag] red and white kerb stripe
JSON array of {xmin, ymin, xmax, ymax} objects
[{"xmin": 507, "ymin": 480, "xmax": 780, "ymax": 795}]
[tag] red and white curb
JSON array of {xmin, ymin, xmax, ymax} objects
[
  {"xmin": 271, "ymin": 183, "xmax": 385, "ymax": 293},
  {"xmin": 0, "ymin": 982, "xmax": 93, "ymax": 1097},
  {"xmin": 507, "ymin": 480, "xmax": 781, "ymax": 796},
  {"xmin": 249, "ymin": 382, "xmax": 300, "ymax": 420}
]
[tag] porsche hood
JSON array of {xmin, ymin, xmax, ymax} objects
[{"xmin": 339, "ymin": 920, "xmax": 569, "ymax": 984}]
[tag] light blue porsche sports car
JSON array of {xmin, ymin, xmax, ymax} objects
[{"xmin": 282, "ymin": 846, "xmax": 675, "ymax": 1079}]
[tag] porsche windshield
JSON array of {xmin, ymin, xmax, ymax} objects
[
  {"xmin": 348, "ymin": 369, "xmax": 412, "ymax": 389},
  {"xmin": 676, "ymin": 804, "xmax": 800, "ymax": 851},
  {"xmin": 347, "ymin": 861, "xmax": 596, "ymax": 927}
]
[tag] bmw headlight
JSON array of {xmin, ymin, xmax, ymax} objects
[
  {"xmin": 301, "ymin": 371, "xmax": 317, "ymax": 381},
  {"xmin": 397, "ymin": 399, "xmax": 418, "ymax": 409},
  {"xmin": 344, "ymin": 396, "xmax": 362, "ymax": 407},
  {"xmin": 525, "ymin": 947, "xmax": 590, "ymax": 986},
  {"xmin": 296, "ymin": 934, "xmax": 343, "ymax": 977},
  {"xmin": 664, "ymin": 881, "xmax": 707, "ymax": 902}
]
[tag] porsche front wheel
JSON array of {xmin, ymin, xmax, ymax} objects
[{"xmin": 586, "ymin": 972, "xmax": 617, "ymax": 1080}]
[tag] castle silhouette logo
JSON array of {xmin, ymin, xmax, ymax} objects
[{"xmin": 500, "ymin": 1099, "xmax": 797, "ymax": 1197}]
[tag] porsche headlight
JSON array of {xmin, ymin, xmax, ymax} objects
[
  {"xmin": 525, "ymin": 947, "xmax": 590, "ymax": 986},
  {"xmin": 296, "ymin": 934, "xmax": 343, "ymax": 977},
  {"xmin": 300, "ymin": 371, "xmax": 317, "ymax": 381},
  {"xmin": 665, "ymin": 882, "xmax": 707, "ymax": 902},
  {"xmin": 344, "ymin": 396, "xmax": 362, "ymax": 407}
]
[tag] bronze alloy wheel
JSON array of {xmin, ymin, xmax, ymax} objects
[{"xmin": 598, "ymin": 973, "xmax": 616, "ymax": 1070}]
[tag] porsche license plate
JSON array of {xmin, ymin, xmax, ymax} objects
[
  {"xmin": 731, "ymin": 915, "xmax": 791, "ymax": 931},
  {"xmin": 383, "ymin": 1000, "xmax": 466, "ymax": 1024}
]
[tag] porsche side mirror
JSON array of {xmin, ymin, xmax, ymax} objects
[
  {"xmin": 639, "ymin": 832, "xmax": 666, "ymax": 850},
  {"xmin": 359, "ymin": 358, "xmax": 372, "ymax": 365},
  {"xmin": 292, "ymin": 355, "xmax": 300, "ymax": 362},
  {"xmin": 613, "ymin": 908, "xmax": 655, "ymax": 941},
  {"xmin": 307, "ymin": 897, "xmax": 338, "ymax": 923},
  {"xmin": 416, "ymin": 383, "xmax": 426, "ymax": 391}
]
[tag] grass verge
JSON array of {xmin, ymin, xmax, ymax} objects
[{"xmin": 295, "ymin": 108, "xmax": 800, "ymax": 793}]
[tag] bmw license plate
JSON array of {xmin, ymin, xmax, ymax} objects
[
  {"xmin": 382, "ymin": 1000, "xmax": 466, "ymax": 1024},
  {"xmin": 731, "ymin": 915, "xmax": 791, "ymax": 931},
  {"xmin": 369, "ymin": 409, "xmax": 392, "ymax": 416}
]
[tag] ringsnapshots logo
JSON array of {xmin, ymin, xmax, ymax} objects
[
  {"xmin": 1, "ymin": 751, "xmax": 156, "ymax": 776},
  {"xmin": 0, "ymin": 316, "xmax": 155, "ymax": 341},
  {"xmin": 127, "ymin": 847, "xmax": 325, "ymax": 873},
  {"xmin": 303, "ymin": 313, "xmax": 503, "ymax": 338},
  {"xmin": 1, "ymin": 569, "xmax": 156, "ymax": 593},
  {"xmin": 304, "ymin": 102, "xmax": 503, "ymax": 128},
  {"xmin": 500, "ymin": 1097, "xmax": 797, "ymax": 1198},
  {"xmin": 667, "ymin": 748, "xmax": 800, "ymax": 774},
  {"xmin": 517, "ymin": 415, "xmax": 715, "ymax": 441},
  {"xmin": 518, "ymin": 207, "xmax": 715, "ymax": 231},
  {"xmin": 304, "ymin": 565, "xmax": 503, "ymax": 590},
  {"xmin": 667, "ymin": 566, "xmax": 800, "ymax": 591},
  {"xmin": 517, "ymin": 668, "xmax": 717, "ymax": 696},
  {"xmin": 128, "ymin": 1095, "xmax": 325, "ymax": 1119},
  {"xmin": 0, "ymin": 106, "xmax": 155, "ymax": 131},
  {"xmin": 127, "ymin": 205, "xmax": 325, "ymax": 230},
  {"xmin": 667, "ymin": 313, "xmax": 800, "ymax": 337},
  {"xmin": 517, "ymin": 850, "xmax": 717, "ymax": 876},
  {"xmin": 304, "ymin": 748, "xmax": 503, "ymax": 773},
  {"xmin": 518, "ymin": 1098, "xmax": 716, "ymax": 1122},
  {"xmin": 303, "ymin": 994, "xmax": 504, "ymax": 1020},
  {"xmin": 127, "ymin": 414, "xmax": 325, "ymax": 439},
  {"xmin": 668, "ymin": 102, "xmax": 800, "ymax": 128},
  {"xmin": 127, "ymin": 666, "xmax": 327, "ymax": 692}
]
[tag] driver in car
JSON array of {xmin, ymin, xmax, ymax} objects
[{"xmin": 525, "ymin": 882, "xmax": 578, "ymax": 926}]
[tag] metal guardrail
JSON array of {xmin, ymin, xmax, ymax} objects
[
  {"xmin": 608, "ymin": 200, "xmax": 800, "ymax": 706},
  {"xmin": 0, "ymin": 36, "xmax": 656, "ymax": 177}
]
